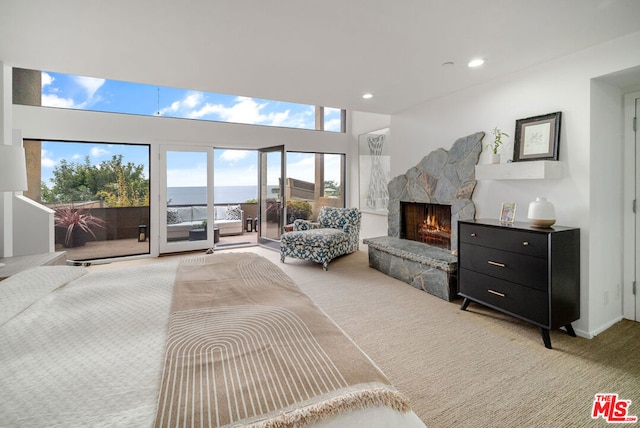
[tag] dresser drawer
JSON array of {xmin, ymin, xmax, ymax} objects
[
  {"xmin": 458, "ymin": 268, "xmax": 549, "ymax": 326},
  {"xmin": 459, "ymin": 243, "xmax": 548, "ymax": 292},
  {"xmin": 459, "ymin": 222, "xmax": 547, "ymax": 258}
]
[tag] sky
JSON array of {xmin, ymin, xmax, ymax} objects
[{"xmin": 39, "ymin": 71, "xmax": 343, "ymax": 188}]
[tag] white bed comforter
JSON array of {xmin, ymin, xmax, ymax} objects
[
  {"xmin": 0, "ymin": 262, "xmax": 178, "ymax": 427},
  {"xmin": 0, "ymin": 259, "xmax": 425, "ymax": 427}
]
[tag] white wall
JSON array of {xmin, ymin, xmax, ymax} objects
[
  {"xmin": 0, "ymin": 63, "xmax": 14, "ymax": 258},
  {"xmin": 13, "ymin": 105, "xmax": 350, "ymax": 153},
  {"xmin": 588, "ymin": 79, "xmax": 626, "ymax": 334},
  {"xmin": 13, "ymin": 195, "xmax": 54, "ymax": 256},
  {"xmin": 380, "ymin": 31, "xmax": 640, "ymax": 337}
]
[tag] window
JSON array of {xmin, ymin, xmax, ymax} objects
[
  {"xmin": 13, "ymin": 67, "xmax": 346, "ymax": 132},
  {"xmin": 286, "ymin": 152, "xmax": 345, "ymax": 223},
  {"xmin": 24, "ymin": 139, "xmax": 151, "ymax": 261}
]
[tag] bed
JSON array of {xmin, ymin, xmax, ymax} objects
[{"xmin": 0, "ymin": 252, "xmax": 425, "ymax": 427}]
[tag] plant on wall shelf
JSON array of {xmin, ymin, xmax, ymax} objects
[{"xmin": 487, "ymin": 126, "xmax": 509, "ymax": 154}]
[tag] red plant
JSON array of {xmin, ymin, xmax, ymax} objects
[{"xmin": 54, "ymin": 206, "xmax": 106, "ymax": 246}]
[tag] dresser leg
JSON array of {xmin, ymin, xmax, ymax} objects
[
  {"xmin": 564, "ymin": 324, "xmax": 576, "ymax": 337},
  {"xmin": 460, "ymin": 298, "xmax": 471, "ymax": 311},
  {"xmin": 540, "ymin": 328, "xmax": 552, "ymax": 349}
]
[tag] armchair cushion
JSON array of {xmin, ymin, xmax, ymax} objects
[
  {"xmin": 282, "ymin": 228, "xmax": 349, "ymax": 247},
  {"xmin": 280, "ymin": 206, "xmax": 361, "ymax": 270}
]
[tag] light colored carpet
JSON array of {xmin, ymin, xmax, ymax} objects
[{"xmin": 93, "ymin": 247, "xmax": 640, "ymax": 427}]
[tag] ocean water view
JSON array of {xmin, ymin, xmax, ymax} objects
[{"xmin": 168, "ymin": 186, "xmax": 277, "ymax": 205}]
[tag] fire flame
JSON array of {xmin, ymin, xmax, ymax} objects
[{"xmin": 420, "ymin": 215, "xmax": 448, "ymax": 233}]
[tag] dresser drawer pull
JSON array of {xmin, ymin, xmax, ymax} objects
[
  {"xmin": 487, "ymin": 260, "xmax": 506, "ymax": 268},
  {"xmin": 488, "ymin": 289, "xmax": 506, "ymax": 298},
  {"xmin": 470, "ymin": 233, "xmax": 477, "ymax": 237},
  {"xmin": 523, "ymin": 241, "xmax": 529, "ymax": 246}
]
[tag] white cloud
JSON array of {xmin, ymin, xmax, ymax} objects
[
  {"xmin": 220, "ymin": 150, "xmax": 251, "ymax": 164},
  {"xmin": 286, "ymin": 153, "xmax": 342, "ymax": 184},
  {"xmin": 41, "ymin": 72, "xmax": 54, "ymax": 88},
  {"xmin": 183, "ymin": 92, "xmax": 203, "ymax": 109},
  {"xmin": 186, "ymin": 96, "xmax": 270, "ymax": 124},
  {"xmin": 41, "ymin": 93, "xmax": 76, "ymax": 108},
  {"xmin": 40, "ymin": 149, "xmax": 56, "ymax": 168},
  {"xmin": 74, "ymin": 76, "xmax": 106, "ymax": 100},
  {"xmin": 41, "ymin": 73, "xmax": 106, "ymax": 108},
  {"xmin": 187, "ymin": 102, "xmax": 226, "ymax": 118},
  {"xmin": 90, "ymin": 146, "xmax": 109, "ymax": 158},
  {"xmin": 220, "ymin": 97, "xmax": 268, "ymax": 124},
  {"xmin": 159, "ymin": 91, "xmax": 205, "ymax": 116},
  {"xmin": 286, "ymin": 155, "xmax": 315, "ymax": 183},
  {"xmin": 324, "ymin": 118, "xmax": 342, "ymax": 132},
  {"xmin": 159, "ymin": 93, "xmax": 314, "ymax": 129}
]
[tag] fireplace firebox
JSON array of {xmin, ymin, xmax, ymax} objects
[{"xmin": 400, "ymin": 202, "xmax": 452, "ymax": 250}]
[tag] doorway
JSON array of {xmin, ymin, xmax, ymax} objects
[
  {"xmin": 212, "ymin": 148, "xmax": 259, "ymax": 248},
  {"xmin": 623, "ymin": 91, "xmax": 640, "ymax": 321},
  {"xmin": 159, "ymin": 147, "xmax": 214, "ymax": 254}
]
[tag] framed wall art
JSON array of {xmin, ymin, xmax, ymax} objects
[
  {"xmin": 359, "ymin": 127, "xmax": 390, "ymax": 214},
  {"xmin": 513, "ymin": 111, "xmax": 561, "ymax": 162}
]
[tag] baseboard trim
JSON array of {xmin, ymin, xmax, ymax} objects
[{"xmin": 580, "ymin": 316, "xmax": 624, "ymax": 339}]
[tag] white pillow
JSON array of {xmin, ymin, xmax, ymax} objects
[
  {"xmin": 225, "ymin": 205, "xmax": 242, "ymax": 220},
  {"xmin": 0, "ymin": 266, "xmax": 88, "ymax": 327},
  {"xmin": 166, "ymin": 208, "xmax": 182, "ymax": 224}
]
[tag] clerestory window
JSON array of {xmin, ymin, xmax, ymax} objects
[{"xmin": 13, "ymin": 68, "xmax": 345, "ymax": 132}]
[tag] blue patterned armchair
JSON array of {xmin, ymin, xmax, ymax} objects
[{"xmin": 280, "ymin": 206, "xmax": 361, "ymax": 270}]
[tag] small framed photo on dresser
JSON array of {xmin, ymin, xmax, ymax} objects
[{"xmin": 500, "ymin": 202, "xmax": 517, "ymax": 224}]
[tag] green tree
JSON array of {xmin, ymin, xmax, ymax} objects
[
  {"xmin": 42, "ymin": 155, "xmax": 149, "ymax": 206},
  {"xmin": 324, "ymin": 180, "xmax": 341, "ymax": 197},
  {"xmin": 95, "ymin": 156, "xmax": 149, "ymax": 207}
]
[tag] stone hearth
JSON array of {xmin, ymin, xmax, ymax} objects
[
  {"xmin": 363, "ymin": 236, "xmax": 457, "ymax": 301},
  {"xmin": 364, "ymin": 132, "xmax": 484, "ymax": 301}
]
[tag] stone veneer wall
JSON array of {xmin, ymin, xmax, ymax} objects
[{"xmin": 387, "ymin": 131, "xmax": 484, "ymax": 252}]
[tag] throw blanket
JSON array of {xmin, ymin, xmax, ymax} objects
[{"xmin": 154, "ymin": 253, "xmax": 409, "ymax": 427}]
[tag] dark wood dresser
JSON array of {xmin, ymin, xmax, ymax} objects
[{"xmin": 457, "ymin": 219, "xmax": 580, "ymax": 349}]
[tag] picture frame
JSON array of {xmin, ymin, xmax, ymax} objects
[
  {"xmin": 500, "ymin": 202, "xmax": 517, "ymax": 224},
  {"xmin": 359, "ymin": 127, "xmax": 391, "ymax": 215},
  {"xmin": 513, "ymin": 111, "xmax": 561, "ymax": 162}
]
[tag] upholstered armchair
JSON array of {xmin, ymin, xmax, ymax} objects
[{"xmin": 280, "ymin": 206, "xmax": 361, "ymax": 270}]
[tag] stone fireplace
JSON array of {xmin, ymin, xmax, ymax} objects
[
  {"xmin": 363, "ymin": 132, "xmax": 484, "ymax": 301},
  {"xmin": 387, "ymin": 132, "xmax": 484, "ymax": 251}
]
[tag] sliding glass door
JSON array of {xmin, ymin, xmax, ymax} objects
[{"xmin": 159, "ymin": 146, "xmax": 214, "ymax": 254}]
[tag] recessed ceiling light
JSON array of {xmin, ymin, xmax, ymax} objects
[
  {"xmin": 362, "ymin": 93, "xmax": 373, "ymax": 99},
  {"xmin": 468, "ymin": 58, "xmax": 485, "ymax": 68}
]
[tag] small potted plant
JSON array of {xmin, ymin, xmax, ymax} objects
[
  {"xmin": 54, "ymin": 206, "xmax": 106, "ymax": 248},
  {"xmin": 487, "ymin": 126, "xmax": 509, "ymax": 164}
]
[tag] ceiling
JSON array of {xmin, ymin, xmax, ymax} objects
[{"xmin": 2, "ymin": 0, "xmax": 640, "ymax": 115}]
